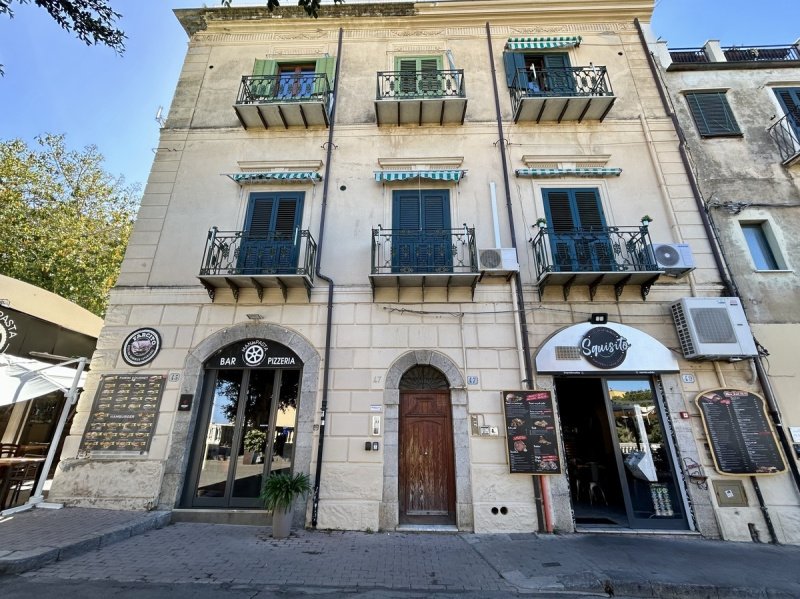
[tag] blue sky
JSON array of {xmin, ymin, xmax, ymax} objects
[{"xmin": 1, "ymin": 0, "xmax": 798, "ymax": 189}]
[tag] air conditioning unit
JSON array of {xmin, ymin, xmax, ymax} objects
[
  {"xmin": 478, "ymin": 248, "xmax": 519, "ymax": 273},
  {"xmin": 649, "ymin": 243, "xmax": 695, "ymax": 277},
  {"xmin": 670, "ymin": 297, "xmax": 758, "ymax": 360}
]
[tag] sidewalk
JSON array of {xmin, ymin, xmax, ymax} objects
[{"xmin": 2, "ymin": 506, "xmax": 800, "ymax": 597}]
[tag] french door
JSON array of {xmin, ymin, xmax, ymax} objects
[
  {"xmin": 239, "ymin": 192, "xmax": 303, "ymax": 275},
  {"xmin": 543, "ymin": 188, "xmax": 614, "ymax": 272},
  {"xmin": 392, "ymin": 189, "xmax": 452, "ymax": 273},
  {"xmin": 189, "ymin": 368, "xmax": 299, "ymax": 508}
]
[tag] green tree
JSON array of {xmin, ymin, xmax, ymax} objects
[
  {"xmin": 0, "ymin": 133, "xmax": 139, "ymax": 316},
  {"xmin": 0, "ymin": 0, "xmax": 125, "ymax": 73}
]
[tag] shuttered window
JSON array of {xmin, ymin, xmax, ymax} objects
[
  {"xmin": 395, "ymin": 56, "xmax": 442, "ymax": 96},
  {"xmin": 774, "ymin": 87, "xmax": 800, "ymax": 135},
  {"xmin": 685, "ymin": 92, "xmax": 741, "ymax": 137},
  {"xmin": 239, "ymin": 192, "xmax": 304, "ymax": 273},
  {"xmin": 391, "ymin": 190, "xmax": 452, "ymax": 272}
]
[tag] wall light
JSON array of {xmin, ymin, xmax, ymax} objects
[
  {"xmin": 246, "ymin": 314, "xmax": 263, "ymax": 320},
  {"xmin": 589, "ymin": 313, "xmax": 608, "ymax": 324}
]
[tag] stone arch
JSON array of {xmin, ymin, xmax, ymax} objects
[
  {"xmin": 158, "ymin": 322, "xmax": 320, "ymax": 509},
  {"xmin": 379, "ymin": 350, "xmax": 473, "ymax": 531}
]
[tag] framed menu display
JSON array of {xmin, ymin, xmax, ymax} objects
[
  {"xmin": 696, "ymin": 388, "xmax": 786, "ymax": 475},
  {"xmin": 502, "ymin": 390, "xmax": 561, "ymax": 474},
  {"xmin": 80, "ymin": 374, "xmax": 166, "ymax": 455}
]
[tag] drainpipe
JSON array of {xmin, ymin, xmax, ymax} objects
[
  {"xmin": 486, "ymin": 22, "xmax": 549, "ymax": 533},
  {"xmin": 311, "ymin": 27, "xmax": 343, "ymax": 528},
  {"xmin": 635, "ymin": 19, "xmax": 800, "ymax": 541}
]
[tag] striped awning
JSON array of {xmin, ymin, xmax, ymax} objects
[
  {"xmin": 515, "ymin": 167, "xmax": 622, "ymax": 178},
  {"xmin": 506, "ymin": 36, "xmax": 582, "ymax": 50},
  {"xmin": 374, "ymin": 170, "xmax": 466, "ymax": 182},
  {"xmin": 226, "ymin": 171, "xmax": 322, "ymax": 184}
]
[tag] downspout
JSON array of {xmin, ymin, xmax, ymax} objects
[
  {"xmin": 486, "ymin": 22, "xmax": 549, "ymax": 533},
  {"xmin": 311, "ymin": 27, "xmax": 343, "ymax": 528},
  {"xmin": 635, "ymin": 19, "xmax": 800, "ymax": 541}
]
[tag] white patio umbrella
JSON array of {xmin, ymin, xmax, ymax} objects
[{"xmin": 0, "ymin": 355, "xmax": 87, "ymax": 405}]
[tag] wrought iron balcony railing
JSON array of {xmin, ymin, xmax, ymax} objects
[
  {"xmin": 376, "ymin": 69, "xmax": 465, "ymax": 100},
  {"xmin": 530, "ymin": 225, "xmax": 658, "ymax": 280},
  {"xmin": 370, "ymin": 226, "xmax": 477, "ymax": 275},
  {"xmin": 669, "ymin": 48, "xmax": 709, "ymax": 64},
  {"xmin": 723, "ymin": 45, "xmax": 800, "ymax": 62},
  {"xmin": 200, "ymin": 228, "xmax": 317, "ymax": 282},
  {"xmin": 768, "ymin": 113, "xmax": 800, "ymax": 165},
  {"xmin": 236, "ymin": 73, "xmax": 332, "ymax": 105}
]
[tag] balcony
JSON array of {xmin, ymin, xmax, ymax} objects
[
  {"xmin": 530, "ymin": 225, "xmax": 663, "ymax": 300},
  {"xmin": 723, "ymin": 45, "xmax": 800, "ymax": 63},
  {"xmin": 198, "ymin": 228, "xmax": 317, "ymax": 302},
  {"xmin": 233, "ymin": 74, "xmax": 331, "ymax": 130},
  {"xmin": 375, "ymin": 70, "xmax": 467, "ymax": 126},
  {"xmin": 668, "ymin": 48, "xmax": 709, "ymax": 64},
  {"xmin": 369, "ymin": 226, "xmax": 479, "ymax": 300},
  {"xmin": 509, "ymin": 66, "xmax": 615, "ymax": 123},
  {"xmin": 768, "ymin": 113, "xmax": 800, "ymax": 166}
]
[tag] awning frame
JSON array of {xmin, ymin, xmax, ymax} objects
[
  {"xmin": 515, "ymin": 167, "xmax": 622, "ymax": 178},
  {"xmin": 374, "ymin": 170, "xmax": 467, "ymax": 182},
  {"xmin": 506, "ymin": 36, "xmax": 582, "ymax": 50},
  {"xmin": 225, "ymin": 171, "xmax": 322, "ymax": 184}
]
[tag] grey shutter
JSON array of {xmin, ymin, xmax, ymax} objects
[{"xmin": 686, "ymin": 92, "xmax": 741, "ymax": 136}]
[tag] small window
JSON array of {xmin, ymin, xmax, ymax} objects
[
  {"xmin": 685, "ymin": 92, "xmax": 741, "ymax": 137},
  {"xmin": 740, "ymin": 222, "xmax": 783, "ymax": 270}
]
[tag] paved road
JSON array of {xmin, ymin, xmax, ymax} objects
[{"xmin": 3, "ymin": 518, "xmax": 800, "ymax": 598}]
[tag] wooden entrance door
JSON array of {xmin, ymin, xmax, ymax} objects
[{"xmin": 399, "ymin": 391, "xmax": 456, "ymax": 525}]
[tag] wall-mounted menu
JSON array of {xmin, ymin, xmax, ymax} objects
[
  {"xmin": 696, "ymin": 388, "xmax": 786, "ymax": 475},
  {"xmin": 80, "ymin": 374, "xmax": 166, "ymax": 454},
  {"xmin": 502, "ymin": 390, "xmax": 561, "ymax": 475}
]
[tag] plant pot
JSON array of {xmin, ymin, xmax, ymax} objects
[{"xmin": 271, "ymin": 506, "xmax": 293, "ymax": 539}]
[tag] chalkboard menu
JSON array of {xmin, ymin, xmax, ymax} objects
[
  {"xmin": 502, "ymin": 390, "xmax": 561, "ymax": 474},
  {"xmin": 80, "ymin": 374, "xmax": 166, "ymax": 454},
  {"xmin": 696, "ymin": 388, "xmax": 786, "ymax": 475}
]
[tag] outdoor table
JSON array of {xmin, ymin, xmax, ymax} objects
[{"xmin": 0, "ymin": 456, "xmax": 46, "ymax": 510}]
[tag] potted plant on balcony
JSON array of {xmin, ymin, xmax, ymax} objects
[
  {"xmin": 260, "ymin": 471, "xmax": 311, "ymax": 539},
  {"xmin": 640, "ymin": 215, "xmax": 654, "ymax": 226}
]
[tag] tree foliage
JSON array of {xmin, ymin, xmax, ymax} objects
[{"xmin": 0, "ymin": 134, "xmax": 139, "ymax": 316}]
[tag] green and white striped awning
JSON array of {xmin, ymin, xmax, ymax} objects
[
  {"xmin": 226, "ymin": 171, "xmax": 322, "ymax": 184},
  {"xmin": 506, "ymin": 36, "xmax": 582, "ymax": 51},
  {"xmin": 374, "ymin": 170, "xmax": 466, "ymax": 182},
  {"xmin": 515, "ymin": 167, "xmax": 622, "ymax": 178}
]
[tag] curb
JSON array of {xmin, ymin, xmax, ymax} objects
[{"xmin": 0, "ymin": 511, "xmax": 170, "ymax": 575}]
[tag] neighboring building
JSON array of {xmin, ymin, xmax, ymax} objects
[
  {"xmin": 49, "ymin": 1, "xmax": 800, "ymax": 543},
  {"xmin": 0, "ymin": 275, "xmax": 101, "ymax": 509},
  {"xmin": 650, "ymin": 36, "xmax": 800, "ymax": 541}
]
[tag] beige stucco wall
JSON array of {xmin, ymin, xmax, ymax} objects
[{"xmin": 49, "ymin": 2, "xmax": 800, "ymax": 544}]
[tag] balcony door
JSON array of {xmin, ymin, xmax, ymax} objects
[
  {"xmin": 239, "ymin": 192, "xmax": 303, "ymax": 275},
  {"xmin": 392, "ymin": 189, "xmax": 452, "ymax": 273},
  {"xmin": 775, "ymin": 87, "xmax": 800, "ymax": 140},
  {"xmin": 396, "ymin": 56, "xmax": 442, "ymax": 97},
  {"xmin": 543, "ymin": 188, "xmax": 614, "ymax": 272},
  {"xmin": 504, "ymin": 52, "xmax": 574, "ymax": 94}
]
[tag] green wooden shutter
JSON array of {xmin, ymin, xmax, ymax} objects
[
  {"xmin": 543, "ymin": 188, "xmax": 608, "ymax": 272},
  {"xmin": 419, "ymin": 58, "xmax": 441, "ymax": 95},
  {"xmin": 686, "ymin": 92, "xmax": 741, "ymax": 136},
  {"xmin": 395, "ymin": 56, "xmax": 442, "ymax": 96},
  {"xmin": 246, "ymin": 197, "xmax": 275, "ymax": 236},
  {"xmin": 314, "ymin": 55, "xmax": 335, "ymax": 95},
  {"xmin": 503, "ymin": 51, "xmax": 526, "ymax": 88},
  {"xmin": 774, "ymin": 88, "xmax": 800, "ymax": 134},
  {"xmin": 251, "ymin": 59, "xmax": 277, "ymax": 98},
  {"xmin": 542, "ymin": 53, "xmax": 574, "ymax": 93},
  {"xmin": 398, "ymin": 58, "xmax": 419, "ymax": 96}
]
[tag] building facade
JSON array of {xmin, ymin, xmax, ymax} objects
[{"xmin": 49, "ymin": 1, "xmax": 800, "ymax": 543}]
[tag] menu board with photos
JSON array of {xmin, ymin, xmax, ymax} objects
[
  {"xmin": 502, "ymin": 390, "xmax": 561, "ymax": 474},
  {"xmin": 80, "ymin": 374, "xmax": 166, "ymax": 454},
  {"xmin": 696, "ymin": 388, "xmax": 786, "ymax": 475}
]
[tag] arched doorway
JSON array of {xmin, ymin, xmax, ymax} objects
[
  {"xmin": 398, "ymin": 365, "xmax": 456, "ymax": 525},
  {"xmin": 182, "ymin": 339, "xmax": 302, "ymax": 509}
]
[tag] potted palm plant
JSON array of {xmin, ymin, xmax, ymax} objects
[{"xmin": 260, "ymin": 471, "xmax": 311, "ymax": 538}]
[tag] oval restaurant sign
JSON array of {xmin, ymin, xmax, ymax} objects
[
  {"xmin": 209, "ymin": 339, "xmax": 301, "ymax": 369},
  {"xmin": 580, "ymin": 326, "xmax": 630, "ymax": 369}
]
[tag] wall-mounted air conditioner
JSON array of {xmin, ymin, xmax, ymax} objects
[
  {"xmin": 649, "ymin": 243, "xmax": 695, "ymax": 277},
  {"xmin": 478, "ymin": 248, "xmax": 519, "ymax": 274},
  {"xmin": 670, "ymin": 297, "xmax": 758, "ymax": 360}
]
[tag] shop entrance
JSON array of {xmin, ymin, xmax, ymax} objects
[
  {"xmin": 557, "ymin": 377, "xmax": 688, "ymax": 530},
  {"xmin": 184, "ymin": 342, "xmax": 301, "ymax": 509},
  {"xmin": 398, "ymin": 366, "xmax": 456, "ymax": 525}
]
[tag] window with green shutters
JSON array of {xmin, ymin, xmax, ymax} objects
[
  {"xmin": 395, "ymin": 56, "xmax": 443, "ymax": 97},
  {"xmin": 685, "ymin": 92, "xmax": 741, "ymax": 137},
  {"xmin": 774, "ymin": 87, "xmax": 800, "ymax": 138},
  {"xmin": 250, "ymin": 57, "xmax": 335, "ymax": 100}
]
